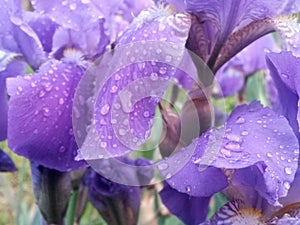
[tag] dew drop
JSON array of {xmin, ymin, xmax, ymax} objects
[
  {"xmin": 158, "ymin": 162, "xmax": 169, "ymax": 170},
  {"xmin": 43, "ymin": 107, "xmax": 50, "ymax": 117},
  {"xmin": 59, "ymin": 146, "xmax": 66, "ymax": 153},
  {"xmin": 118, "ymin": 128, "xmax": 126, "ymax": 136},
  {"xmin": 33, "ymin": 129, "xmax": 38, "ymax": 134},
  {"xmin": 143, "ymin": 111, "xmax": 150, "ymax": 118},
  {"xmin": 150, "ymin": 72, "xmax": 158, "ymax": 81},
  {"xmin": 100, "ymin": 142, "xmax": 107, "ymax": 148},
  {"xmin": 284, "ymin": 181, "xmax": 291, "ymax": 190},
  {"xmin": 281, "ymin": 73, "xmax": 290, "ymax": 79},
  {"xmin": 266, "ymin": 152, "xmax": 272, "ymax": 158},
  {"xmin": 241, "ymin": 131, "xmax": 249, "ymax": 136},
  {"xmin": 235, "ymin": 116, "xmax": 245, "ymax": 124},
  {"xmin": 100, "ymin": 104, "xmax": 110, "ymax": 115},
  {"xmin": 284, "ymin": 167, "xmax": 293, "ymax": 175},
  {"xmin": 220, "ymin": 148, "xmax": 231, "ymax": 157},
  {"xmin": 110, "ymin": 85, "xmax": 118, "ymax": 93},
  {"xmin": 59, "ymin": 98, "xmax": 64, "ymax": 105},
  {"xmin": 185, "ymin": 185, "xmax": 191, "ymax": 192},
  {"xmin": 69, "ymin": 3, "xmax": 77, "ymax": 10},
  {"xmin": 224, "ymin": 142, "xmax": 241, "ymax": 151}
]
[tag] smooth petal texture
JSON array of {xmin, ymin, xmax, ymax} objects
[
  {"xmin": 266, "ymin": 51, "xmax": 300, "ymax": 139},
  {"xmin": 7, "ymin": 60, "xmax": 87, "ymax": 171},
  {"xmin": 0, "ymin": 59, "xmax": 26, "ymax": 141},
  {"xmin": 52, "ymin": 19, "xmax": 109, "ymax": 60},
  {"xmin": 25, "ymin": 12, "xmax": 58, "ymax": 53},
  {"xmin": 160, "ymin": 182, "xmax": 210, "ymax": 225},
  {"xmin": 77, "ymin": 4, "xmax": 191, "ymax": 159},
  {"xmin": 0, "ymin": 149, "xmax": 17, "ymax": 172},
  {"xmin": 195, "ymin": 101, "xmax": 299, "ymax": 206}
]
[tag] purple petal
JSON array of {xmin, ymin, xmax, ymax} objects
[
  {"xmin": 52, "ymin": 19, "xmax": 109, "ymax": 60},
  {"xmin": 31, "ymin": 0, "xmax": 122, "ymax": 31},
  {"xmin": 0, "ymin": 0, "xmax": 46, "ymax": 69},
  {"xmin": 186, "ymin": 0, "xmax": 299, "ymax": 70},
  {"xmin": 159, "ymin": 139, "xmax": 228, "ymax": 197},
  {"xmin": 195, "ymin": 101, "xmax": 299, "ymax": 205},
  {"xmin": 25, "ymin": 12, "xmax": 58, "ymax": 53},
  {"xmin": 266, "ymin": 51, "xmax": 300, "ymax": 139},
  {"xmin": 75, "ymin": 4, "xmax": 191, "ymax": 159},
  {"xmin": 214, "ymin": 34, "xmax": 279, "ymax": 97},
  {"xmin": 276, "ymin": 218, "xmax": 300, "ymax": 225},
  {"xmin": 0, "ymin": 149, "xmax": 17, "ymax": 172},
  {"xmin": 186, "ymin": 0, "xmax": 299, "ymax": 41},
  {"xmin": 0, "ymin": 59, "xmax": 26, "ymax": 141},
  {"xmin": 7, "ymin": 60, "xmax": 87, "ymax": 171},
  {"xmin": 160, "ymin": 182, "xmax": 210, "ymax": 225}
]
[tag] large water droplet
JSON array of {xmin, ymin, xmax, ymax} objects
[
  {"xmin": 266, "ymin": 152, "xmax": 272, "ymax": 158},
  {"xmin": 225, "ymin": 142, "xmax": 241, "ymax": 151},
  {"xmin": 284, "ymin": 181, "xmax": 290, "ymax": 190},
  {"xmin": 118, "ymin": 128, "xmax": 126, "ymax": 136},
  {"xmin": 158, "ymin": 162, "xmax": 169, "ymax": 170},
  {"xmin": 284, "ymin": 167, "xmax": 293, "ymax": 175},
  {"xmin": 69, "ymin": 3, "xmax": 77, "ymax": 10},
  {"xmin": 236, "ymin": 116, "xmax": 245, "ymax": 124}
]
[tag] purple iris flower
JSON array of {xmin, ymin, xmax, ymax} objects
[
  {"xmin": 86, "ymin": 157, "xmax": 153, "ymax": 225},
  {"xmin": 7, "ymin": 58, "xmax": 88, "ymax": 171},
  {"xmin": 185, "ymin": 0, "xmax": 300, "ymax": 71},
  {"xmin": 4, "ymin": 0, "xmax": 115, "ymax": 171},
  {"xmin": 214, "ymin": 34, "xmax": 279, "ymax": 97},
  {"xmin": 159, "ymin": 101, "xmax": 299, "ymax": 224}
]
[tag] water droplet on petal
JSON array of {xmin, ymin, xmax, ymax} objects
[
  {"xmin": 285, "ymin": 167, "xmax": 293, "ymax": 175},
  {"xmin": 59, "ymin": 146, "xmax": 66, "ymax": 153},
  {"xmin": 185, "ymin": 185, "xmax": 191, "ymax": 192},
  {"xmin": 266, "ymin": 152, "xmax": 272, "ymax": 158},
  {"xmin": 281, "ymin": 73, "xmax": 289, "ymax": 79},
  {"xmin": 241, "ymin": 131, "xmax": 249, "ymax": 136},
  {"xmin": 284, "ymin": 181, "xmax": 290, "ymax": 190},
  {"xmin": 224, "ymin": 142, "xmax": 241, "ymax": 151},
  {"xmin": 158, "ymin": 162, "xmax": 169, "ymax": 170},
  {"xmin": 59, "ymin": 98, "xmax": 64, "ymax": 105},
  {"xmin": 43, "ymin": 107, "xmax": 50, "ymax": 117},
  {"xmin": 118, "ymin": 128, "xmax": 126, "ymax": 136},
  {"xmin": 236, "ymin": 116, "xmax": 245, "ymax": 124},
  {"xmin": 150, "ymin": 72, "xmax": 158, "ymax": 81},
  {"xmin": 100, "ymin": 104, "xmax": 110, "ymax": 115},
  {"xmin": 69, "ymin": 3, "xmax": 77, "ymax": 10}
]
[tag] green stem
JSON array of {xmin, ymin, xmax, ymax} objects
[{"xmin": 66, "ymin": 190, "xmax": 78, "ymax": 225}]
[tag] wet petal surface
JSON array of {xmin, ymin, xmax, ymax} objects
[{"xmin": 7, "ymin": 60, "xmax": 87, "ymax": 171}]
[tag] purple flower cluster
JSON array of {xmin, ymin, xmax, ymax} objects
[{"xmin": 1, "ymin": 0, "xmax": 300, "ymax": 224}]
